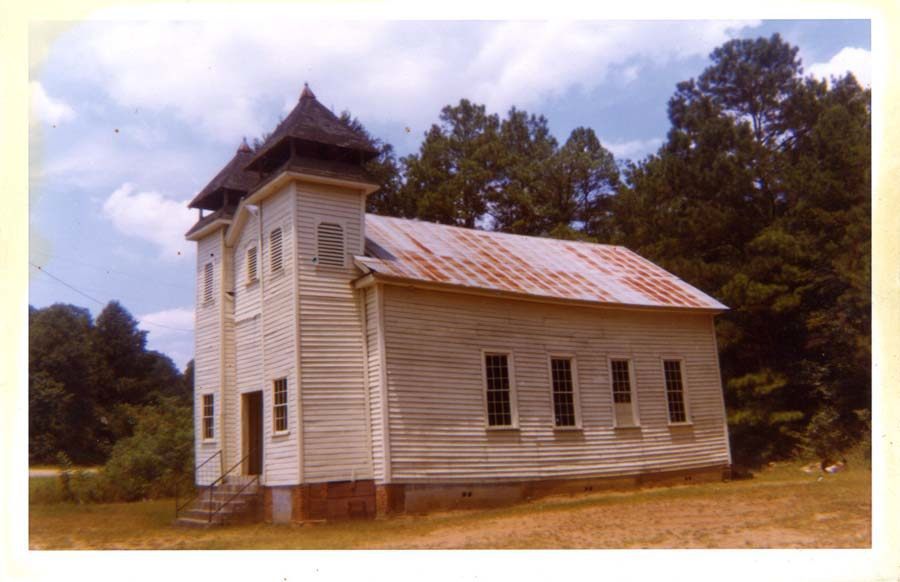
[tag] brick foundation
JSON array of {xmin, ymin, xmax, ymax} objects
[
  {"xmin": 389, "ymin": 464, "xmax": 730, "ymax": 515},
  {"xmin": 264, "ymin": 465, "xmax": 730, "ymax": 522},
  {"xmin": 263, "ymin": 480, "xmax": 376, "ymax": 523}
]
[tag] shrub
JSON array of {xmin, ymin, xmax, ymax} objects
[{"xmin": 102, "ymin": 400, "xmax": 194, "ymax": 501}]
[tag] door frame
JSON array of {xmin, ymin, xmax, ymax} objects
[{"xmin": 241, "ymin": 390, "xmax": 264, "ymax": 476}]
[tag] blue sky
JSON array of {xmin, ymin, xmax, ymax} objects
[{"xmin": 28, "ymin": 17, "xmax": 871, "ymax": 370}]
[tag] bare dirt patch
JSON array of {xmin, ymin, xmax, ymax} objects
[{"xmin": 29, "ymin": 462, "xmax": 870, "ymax": 550}]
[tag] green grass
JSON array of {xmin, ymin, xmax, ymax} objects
[{"xmin": 29, "ymin": 458, "xmax": 871, "ymax": 550}]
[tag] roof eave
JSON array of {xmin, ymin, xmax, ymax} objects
[{"xmin": 185, "ymin": 217, "xmax": 232, "ymax": 241}]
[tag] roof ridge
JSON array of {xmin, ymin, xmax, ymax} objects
[{"xmin": 364, "ymin": 213, "xmax": 623, "ymax": 250}]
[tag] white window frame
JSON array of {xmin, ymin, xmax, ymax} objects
[
  {"xmin": 313, "ymin": 217, "xmax": 348, "ymax": 269},
  {"xmin": 547, "ymin": 353, "xmax": 583, "ymax": 430},
  {"xmin": 269, "ymin": 226, "xmax": 285, "ymax": 275},
  {"xmin": 201, "ymin": 392, "xmax": 216, "ymax": 442},
  {"xmin": 661, "ymin": 356, "xmax": 692, "ymax": 425},
  {"xmin": 202, "ymin": 261, "xmax": 214, "ymax": 306},
  {"xmin": 245, "ymin": 245, "xmax": 259, "ymax": 286},
  {"xmin": 481, "ymin": 349, "xmax": 519, "ymax": 430},
  {"xmin": 607, "ymin": 355, "xmax": 640, "ymax": 428},
  {"xmin": 272, "ymin": 377, "xmax": 289, "ymax": 436}
]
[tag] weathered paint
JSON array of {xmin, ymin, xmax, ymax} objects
[
  {"xmin": 296, "ymin": 182, "xmax": 373, "ymax": 483},
  {"xmin": 194, "ymin": 229, "xmax": 226, "ymax": 484},
  {"xmin": 378, "ymin": 285, "xmax": 730, "ymax": 483},
  {"xmin": 359, "ymin": 214, "xmax": 726, "ymax": 312}
]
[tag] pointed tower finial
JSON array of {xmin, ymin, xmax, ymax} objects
[
  {"xmin": 300, "ymin": 82, "xmax": 316, "ymax": 100},
  {"xmin": 238, "ymin": 137, "xmax": 252, "ymax": 153}
]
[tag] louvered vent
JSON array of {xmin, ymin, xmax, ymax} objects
[
  {"xmin": 203, "ymin": 262, "xmax": 214, "ymax": 304},
  {"xmin": 246, "ymin": 246, "xmax": 258, "ymax": 283},
  {"xmin": 317, "ymin": 222, "xmax": 344, "ymax": 267},
  {"xmin": 270, "ymin": 227, "xmax": 283, "ymax": 272}
]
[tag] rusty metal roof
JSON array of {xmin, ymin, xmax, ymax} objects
[{"xmin": 359, "ymin": 214, "xmax": 726, "ymax": 311}]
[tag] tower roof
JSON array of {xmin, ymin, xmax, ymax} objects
[
  {"xmin": 188, "ymin": 139, "xmax": 258, "ymax": 210},
  {"xmin": 244, "ymin": 83, "xmax": 379, "ymax": 172}
]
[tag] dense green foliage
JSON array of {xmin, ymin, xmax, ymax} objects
[
  {"xmin": 349, "ymin": 34, "xmax": 870, "ymax": 466},
  {"xmin": 102, "ymin": 400, "xmax": 194, "ymax": 500},
  {"xmin": 29, "ymin": 300, "xmax": 192, "ymax": 464}
]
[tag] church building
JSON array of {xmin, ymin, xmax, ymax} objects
[{"xmin": 183, "ymin": 85, "xmax": 731, "ymax": 523}]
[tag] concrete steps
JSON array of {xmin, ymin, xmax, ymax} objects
[{"xmin": 174, "ymin": 477, "xmax": 262, "ymax": 527}]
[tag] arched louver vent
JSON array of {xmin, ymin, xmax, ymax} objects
[
  {"xmin": 317, "ymin": 222, "xmax": 345, "ymax": 267},
  {"xmin": 270, "ymin": 227, "xmax": 283, "ymax": 272},
  {"xmin": 203, "ymin": 262, "xmax": 214, "ymax": 304}
]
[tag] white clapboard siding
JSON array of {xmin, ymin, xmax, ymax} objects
[
  {"xmin": 221, "ymin": 243, "xmax": 236, "ymax": 468},
  {"xmin": 259, "ymin": 187, "xmax": 299, "ymax": 485},
  {"xmin": 297, "ymin": 183, "xmax": 373, "ymax": 483},
  {"xmin": 364, "ymin": 286, "xmax": 387, "ymax": 482},
  {"xmin": 380, "ymin": 286, "xmax": 730, "ymax": 482},
  {"xmin": 194, "ymin": 231, "xmax": 224, "ymax": 484},
  {"xmin": 230, "ymin": 211, "xmax": 263, "ymax": 471}
]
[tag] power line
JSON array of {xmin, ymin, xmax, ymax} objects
[
  {"xmin": 29, "ymin": 262, "xmax": 193, "ymax": 333},
  {"xmin": 30, "ymin": 248, "xmax": 194, "ymax": 292}
]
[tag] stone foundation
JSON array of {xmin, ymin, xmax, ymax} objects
[{"xmin": 264, "ymin": 465, "xmax": 731, "ymax": 523}]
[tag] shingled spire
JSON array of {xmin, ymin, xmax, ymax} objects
[
  {"xmin": 188, "ymin": 139, "xmax": 258, "ymax": 210},
  {"xmin": 244, "ymin": 83, "xmax": 379, "ymax": 176}
]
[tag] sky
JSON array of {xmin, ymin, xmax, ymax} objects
[{"xmin": 27, "ymin": 15, "xmax": 871, "ymax": 371}]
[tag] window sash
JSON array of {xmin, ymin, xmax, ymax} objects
[
  {"xmin": 202, "ymin": 394, "xmax": 214, "ymax": 440},
  {"xmin": 663, "ymin": 360, "xmax": 688, "ymax": 423},
  {"xmin": 550, "ymin": 358, "xmax": 577, "ymax": 427},
  {"xmin": 273, "ymin": 378, "xmax": 288, "ymax": 433},
  {"xmin": 610, "ymin": 359, "xmax": 632, "ymax": 403},
  {"xmin": 484, "ymin": 353, "xmax": 513, "ymax": 427}
]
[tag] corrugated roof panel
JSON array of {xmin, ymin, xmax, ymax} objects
[{"xmin": 361, "ymin": 214, "xmax": 727, "ymax": 311}]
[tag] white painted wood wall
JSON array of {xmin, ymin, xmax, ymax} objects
[
  {"xmin": 375, "ymin": 285, "xmax": 731, "ymax": 483},
  {"xmin": 194, "ymin": 230, "xmax": 225, "ymax": 484},
  {"xmin": 296, "ymin": 183, "xmax": 373, "ymax": 483}
]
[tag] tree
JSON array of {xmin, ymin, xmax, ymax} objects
[
  {"xmin": 29, "ymin": 304, "xmax": 105, "ymax": 463},
  {"xmin": 402, "ymin": 99, "xmax": 502, "ymax": 228},
  {"xmin": 553, "ymin": 127, "xmax": 619, "ymax": 240},
  {"xmin": 402, "ymin": 101, "xmax": 620, "ymax": 240},
  {"xmin": 488, "ymin": 107, "xmax": 558, "ymax": 235},
  {"xmin": 338, "ymin": 111, "xmax": 412, "ymax": 218},
  {"xmin": 29, "ymin": 300, "xmax": 191, "ymax": 463},
  {"xmin": 614, "ymin": 35, "xmax": 870, "ymax": 465}
]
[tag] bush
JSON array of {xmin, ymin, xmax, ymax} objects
[{"xmin": 102, "ymin": 400, "xmax": 193, "ymax": 501}]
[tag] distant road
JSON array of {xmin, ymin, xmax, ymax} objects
[{"xmin": 29, "ymin": 467, "xmax": 100, "ymax": 477}]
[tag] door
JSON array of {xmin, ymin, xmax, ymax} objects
[{"xmin": 242, "ymin": 391, "xmax": 263, "ymax": 475}]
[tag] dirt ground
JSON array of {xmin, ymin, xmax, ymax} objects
[{"xmin": 29, "ymin": 461, "xmax": 870, "ymax": 550}]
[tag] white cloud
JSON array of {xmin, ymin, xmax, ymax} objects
[
  {"xmin": 60, "ymin": 18, "xmax": 759, "ymax": 144},
  {"xmin": 138, "ymin": 307, "xmax": 194, "ymax": 370},
  {"xmin": 808, "ymin": 47, "xmax": 871, "ymax": 88},
  {"xmin": 30, "ymin": 81, "xmax": 75, "ymax": 125},
  {"xmin": 101, "ymin": 183, "xmax": 195, "ymax": 260},
  {"xmin": 605, "ymin": 137, "xmax": 664, "ymax": 160}
]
